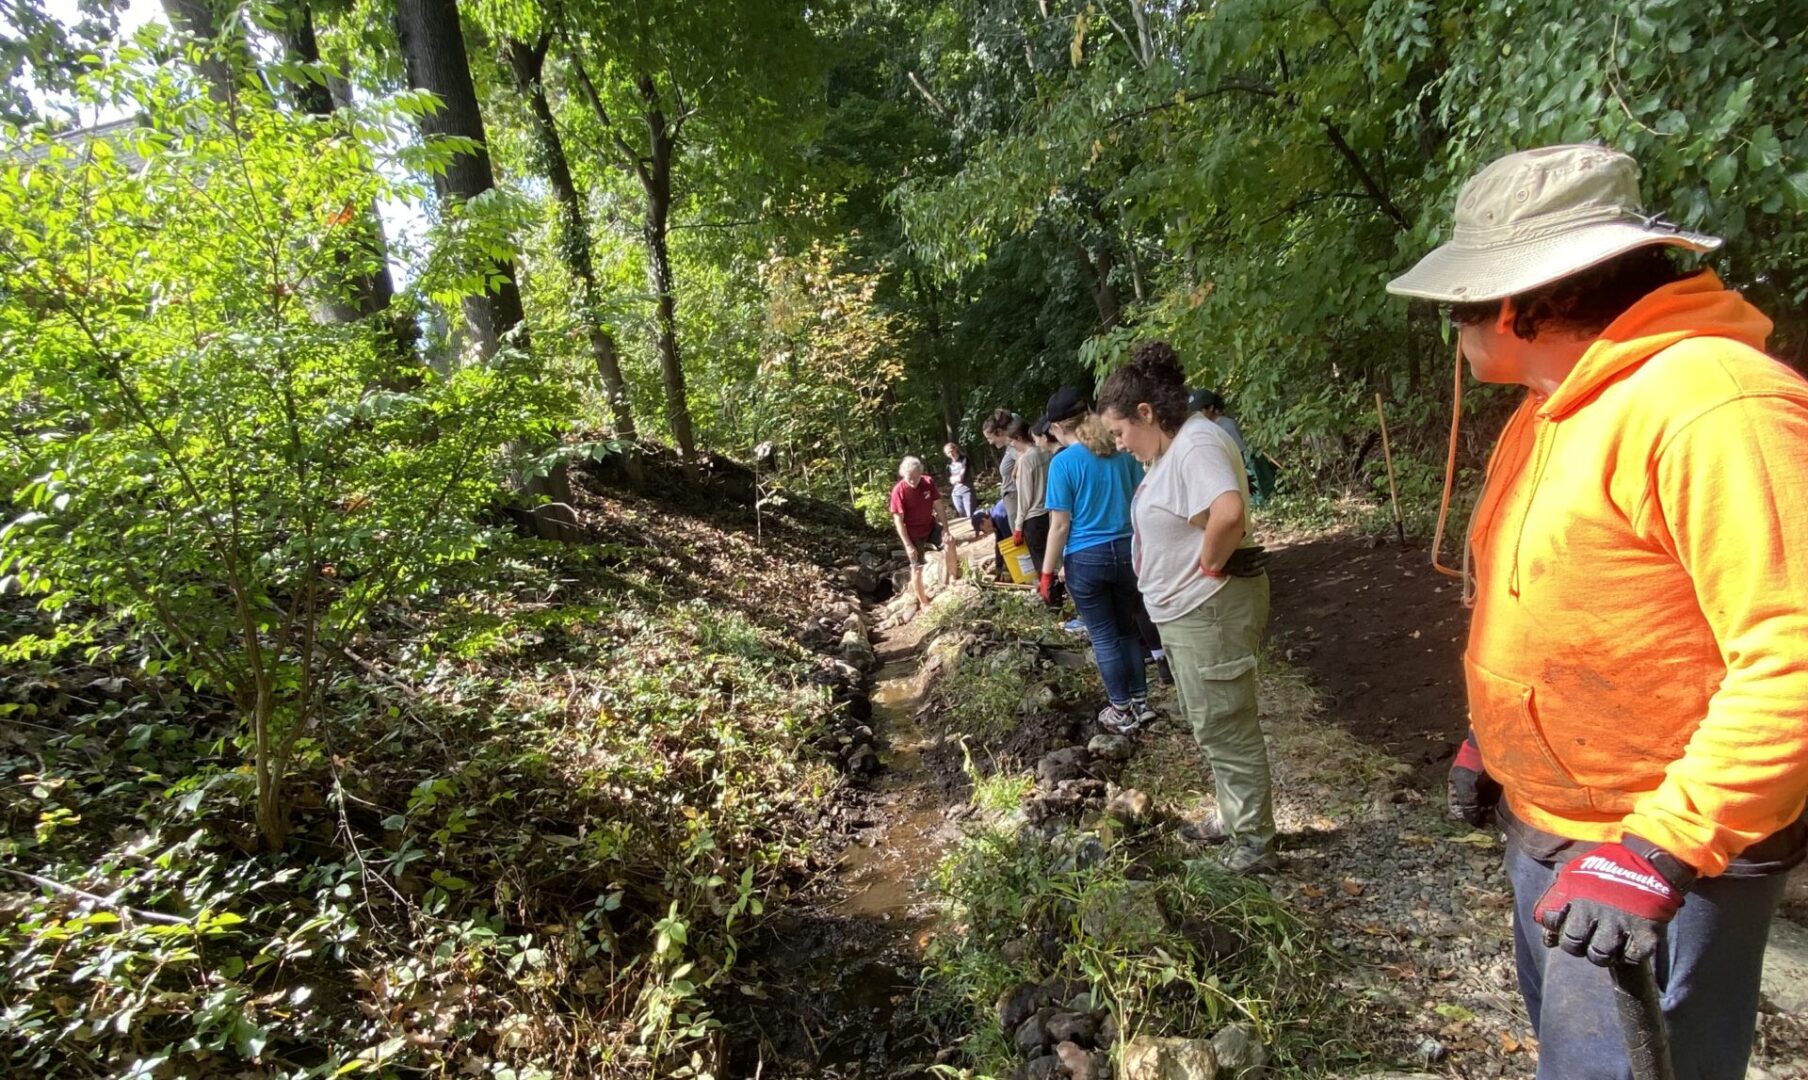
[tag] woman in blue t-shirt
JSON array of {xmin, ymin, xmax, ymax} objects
[{"xmin": 1039, "ymin": 387, "xmax": 1154, "ymax": 733}]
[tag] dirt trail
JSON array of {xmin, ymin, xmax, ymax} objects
[{"xmin": 1266, "ymin": 535, "xmax": 1468, "ymax": 779}]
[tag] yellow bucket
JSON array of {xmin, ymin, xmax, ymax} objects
[{"xmin": 997, "ymin": 535, "xmax": 1037, "ymax": 584}]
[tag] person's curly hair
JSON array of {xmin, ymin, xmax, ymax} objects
[
  {"xmin": 1099, "ymin": 340, "xmax": 1192, "ymax": 435},
  {"xmin": 1449, "ymin": 246, "xmax": 1691, "ymax": 340}
]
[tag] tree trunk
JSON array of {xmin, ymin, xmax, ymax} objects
[
  {"xmin": 277, "ymin": 0, "xmax": 414, "ymax": 360},
  {"xmin": 395, "ymin": 0, "xmax": 579, "ymax": 541},
  {"xmin": 938, "ymin": 376, "xmax": 962, "ymax": 446},
  {"xmin": 507, "ymin": 35, "xmax": 642, "ymax": 486},
  {"xmin": 638, "ymin": 75, "xmax": 695, "ymax": 459},
  {"xmin": 1074, "ymin": 239, "xmax": 1121, "ymax": 330},
  {"xmin": 911, "ymin": 267, "xmax": 960, "ymax": 443},
  {"xmin": 393, "ymin": 0, "xmax": 526, "ymax": 359},
  {"xmin": 158, "ymin": 0, "xmax": 247, "ymax": 105}
]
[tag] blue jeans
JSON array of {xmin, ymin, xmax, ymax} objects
[
  {"xmin": 1507, "ymin": 843, "xmax": 1785, "ymax": 1080},
  {"xmin": 951, "ymin": 485, "xmax": 974, "ymax": 519},
  {"xmin": 1063, "ymin": 538, "xmax": 1148, "ymax": 706}
]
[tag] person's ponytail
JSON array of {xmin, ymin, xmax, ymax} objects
[
  {"xmin": 1099, "ymin": 340, "xmax": 1191, "ymax": 434},
  {"xmin": 1070, "ymin": 411, "xmax": 1118, "ymax": 456}
]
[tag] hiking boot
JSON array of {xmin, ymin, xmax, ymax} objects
[
  {"xmin": 1096, "ymin": 702, "xmax": 1140, "ymax": 735},
  {"xmin": 1155, "ymin": 656, "xmax": 1174, "ymax": 686},
  {"xmin": 1177, "ymin": 811, "xmax": 1229, "ymax": 845},
  {"xmin": 1130, "ymin": 696, "xmax": 1159, "ymax": 726},
  {"xmin": 1219, "ymin": 839, "xmax": 1280, "ymax": 876}
]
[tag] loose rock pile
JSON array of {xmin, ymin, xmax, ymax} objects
[
  {"xmin": 997, "ymin": 978, "xmax": 1116, "ymax": 1080},
  {"xmin": 804, "ymin": 653, "xmax": 880, "ymax": 779},
  {"xmin": 1021, "ymin": 731, "xmax": 1147, "ymax": 832}
]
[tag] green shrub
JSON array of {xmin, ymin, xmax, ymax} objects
[{"xmin": 0, "ymin": 58, "xmax": 566, "ymax": 853}]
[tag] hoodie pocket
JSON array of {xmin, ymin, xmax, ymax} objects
[{"xmin": 1463, "ymin": 656, "xmax": 1591, "ymax": 815}]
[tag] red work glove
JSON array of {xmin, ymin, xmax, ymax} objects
[
  {"xmin": 1533, "ymin": 839, "xmax": 1692, "ymax": 966},
  {"xmin": 1447, "ymin": 734, "xmax": 1501, "ymax": 827},
  {"xmin": 1038, "ymin": 572, "xmax": 1059, "ymax": 607},
  {"xmin": 1012, "ymin": 530, "xmax": 1024, "ymax": 545}
]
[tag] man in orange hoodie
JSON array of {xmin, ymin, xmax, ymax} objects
[{"xmin": 1389, "ymin": 145, "xmax": 1808, "ymax": 1079}]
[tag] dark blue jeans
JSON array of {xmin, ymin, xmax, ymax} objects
[
  {"xmin": 1507, "ymin": 843, "xmax": 1785, "ymax": 1080},
  {"xmin": 1064, "ymin": 538, "xmax": 1148, "ymax": 706}
]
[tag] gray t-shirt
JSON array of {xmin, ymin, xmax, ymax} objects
[
  {"xmin": 1214, "ymin": 415, "xmax": 1251, "ymax": 459},
  {"xmin": 999, "ymin": 443, "xmax": 1021, "ymax": 522},
  {"xmin": 1131, "ymin": 415, "xmax": 1251, "ymax": 623},
  {"xmin": 1013, "ymin": 445, "xmax": 1049, "ymax": 529}
]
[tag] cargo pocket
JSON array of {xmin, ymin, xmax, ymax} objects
[
  {"xmin": 1462, "ymin": 657, "xmax": 1590, "ymax": 816},
  {"xmin": 1190, "ymin": 652, "xmax": 1259, "ymax": 749}
]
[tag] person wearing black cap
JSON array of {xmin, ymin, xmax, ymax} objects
[
  {"xmin": 1041, "ymin": 386, "xmax": 1156, "ymax": 733},
  {"xmin": 1190, "ymin": 388, "xmax": 1279, "ymax": 507},
  {"xmin": 1188, "ymin": 389, "xmax": 1249, "ymax": 457}
]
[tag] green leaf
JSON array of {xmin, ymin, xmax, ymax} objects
[
  {"xmin": 1707, "ymin": 154, "xmax": 1738, "ymax": 197},
  {"xmin": 1746, "ymin": 125, "xmax": 1783, "ymax": 170},
  {"xmin": 1785, "ymin": 171, "xmax": 1808, "ymax": 212}
]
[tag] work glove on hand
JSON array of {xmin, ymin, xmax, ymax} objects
[
  {"xmin": 1447, "ymin": 734, "xmax": 1502, "ymax": 827},
  {"xmin": 1038, "ymin": 572, "xmax": 1062, "ymax": 608},
  {"xmin": 1223, "ymin": 545, "xmax": 1271, "ymax": 577},
  {"xmin": 1012, "ymin": 530, "xmax": 1024, "ymax": 546},
  {"xmin": 1533, "ymin": 838, "xmax": 1693, "ymax": 967}
]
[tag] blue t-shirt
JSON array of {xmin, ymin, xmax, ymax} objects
[{"xmin": 1045, "ymin": 444, "xmax": 1143, "ymax": 555}]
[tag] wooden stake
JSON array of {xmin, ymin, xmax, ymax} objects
[{"xmin": 1376, "ymin": 392, "xmax": 1406, "ymax": 546}]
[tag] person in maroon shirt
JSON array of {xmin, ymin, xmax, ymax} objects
[{"xmin": 890, "ymin": 455, "xmax": 958, "ymax": 612}]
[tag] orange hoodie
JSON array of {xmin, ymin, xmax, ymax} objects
[{"xmin": 1466, "ymin": 270, "xmax": 1808, "ymax": 876}]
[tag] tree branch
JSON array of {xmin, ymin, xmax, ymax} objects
[
  {"xmin": 560, "ymin": 30, "xmax": 644, "ymax": 176},
  {"xmin": 1, "ymin": 867, "xmax": 191, "ymax": 927},
  {"xmin": 669, "ymin": 217, "xmax": 764, "ymax": 232},
  {"xmin": 1108, "ymin": 79, "xmax": 1278, "ymax": 126},
  {"xmin": 907, "ymin": 70, "xmax": 949, "ymax": 118},
  {"xmin": 1321, "ymin": 120, "xmax": 1410, "ymax": 232}
]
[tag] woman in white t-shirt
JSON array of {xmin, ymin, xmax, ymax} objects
[{"xmin": 1099, "ymin": 341, "xmax": 1277, "ymax": 874}]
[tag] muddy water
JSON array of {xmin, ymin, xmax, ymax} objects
[
  {"xmin": 833, "ymin": 659, "xmax": 949, "ymax": 931},
  {"xmin": 723, "ymin": 641, "xmax": 961, "ymax": 1075}
]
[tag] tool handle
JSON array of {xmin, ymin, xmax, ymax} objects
[
  {"xmin": 1610, "ymin": 960, "xmax": 1676, "ymax": 1080},
  {"xmin": 1374, "ymin": 393, "xmax": 1405, "ymax": 544}
]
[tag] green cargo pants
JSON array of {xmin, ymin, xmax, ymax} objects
[{"xmin": 1157, "ymin": 573, "xmax": 1275, "ymax": 846}]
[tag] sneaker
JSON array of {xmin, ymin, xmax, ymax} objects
[
  {"xmin": 1177, "ymin": 811, "xmax": 1229, "ymax": 845},
  {"xmin": 1063, "ymin": 618, "xmax": 1088, "ymax": 636},
  {"xmin": 1096, "ymin": 702, "xmax": 1140, "ymax": 734},
  {"xmin": 1130, "ymin": 696, "xmax": 1159, "ymax": 726},
  {"xmin": 1219, "ymin": 839, "xmax": 1280, "ymax": 875}
]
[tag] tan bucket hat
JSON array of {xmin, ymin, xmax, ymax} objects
[{"xmin": 1386, "ymin": 144, "xmax": 1721, "ymax": 303}]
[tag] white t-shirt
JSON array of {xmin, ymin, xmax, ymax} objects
[{"xmin": 1132, "ymin": 415, "xmax": 1252, "ymax": 623}]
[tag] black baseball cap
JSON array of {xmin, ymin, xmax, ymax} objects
[
  {"xmin": 1189, "ymin": 388, "xmax": 1226, "ymax": 413},
  {"xmin": 1045, "ymin": 387, "xmax": 1087, "ymax": 424}
]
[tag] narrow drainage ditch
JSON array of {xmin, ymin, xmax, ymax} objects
[
  {"xmin": 724, "ymin": 632, "xmax": 956, "ymax": 1078},
  {"xmin": 832, "ymin": 658, "xmax": 948, "ymax": 928}
]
